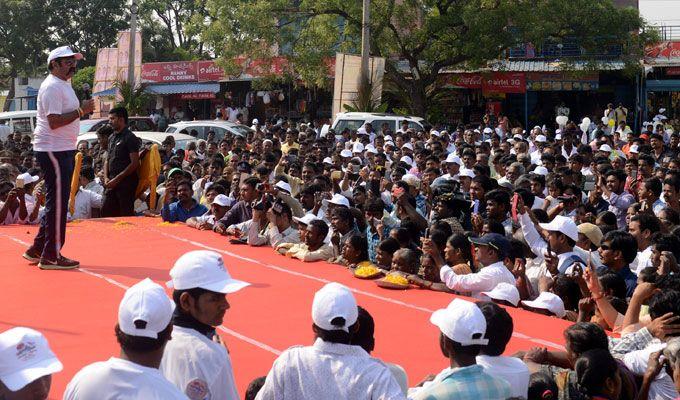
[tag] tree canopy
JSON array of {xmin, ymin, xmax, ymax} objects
[{"xmin": 202, "ymin": 0, "xmax": 653, "ymax": 118}]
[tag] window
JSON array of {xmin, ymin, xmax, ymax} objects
[
  {"xmin": 333, "ymin": 119, "xmax": 365, "ymax": 132},
  {"xmin": 165, "ymin": 127, "xmax": 177, "ymax": 133},
  {"xmin": 368, "ymin": 120, "xmax": 396, "ymax": 132},
  {"xmin": 132, "ymin": 120, "xmax": 153, "ymax": 131},
  {"xmin": 19, "ymin": 77, "xmax": 28, "ymax": 86}
]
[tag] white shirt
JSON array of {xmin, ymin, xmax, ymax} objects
[
  {"xmin": 227, "ymin": 107, "xmax": 239, "ymax": 123},
  {"xmin": 623, "ymin": 343, "xmax": 678, "ymax": 400},
  {"xmin": 439, "ymin": 261, "xmax": 515, "ymax": 295},
  {"xmin": 160, "ymin": 325, "xmax": 239, "ymax": 400},
  {"xmin": 476, "ymin": 355, "xmax": 529, "ymax": 399},
  {"xmin": 33, "ymin": 74, "xmax": 81, "ymax": 152},
  {"xmin": 247, "ymin": 222, "xmax": 300, "ymax": 248},
  {"xmin": 63, "ymin": 357, "xmax": 188, "ymax": 400},
  {"xmin": 255, "ymin": 338, "xmax": 405, "ymax": 400},
  {"xmin": 630, "ymin": 246, "xmax": 653, "ymax": 275},
  {"xmin": 84, "ymin": 180, "xmax": 104, "ymax": 195},
  {"xmin": 70, "ymin": 188, "xmax": 103, "ymax": 220}
]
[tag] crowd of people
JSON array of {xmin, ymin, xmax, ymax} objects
[{"xmin": 3, "ymin": 101, "xmax": 680, "ymax": 399}]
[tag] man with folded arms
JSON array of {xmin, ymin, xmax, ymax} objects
[
  {"xmin": 256, "ymin": 282, "xmax": 404, "ymax": 399},
  {"xmin": 161, "ymin": 250, "xmax": 249, "ymax": 400},
  {"xmin": 63, "ymin": 278, "xmax": 186, "ymax": 399},
  {"xmin": 0, "ymin": 327, "xmax": 63, "ymax": 399}
]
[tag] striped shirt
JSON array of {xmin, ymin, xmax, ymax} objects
[{"xmin": 411, "ymin": 364, "xmax": 511, "ymax": 400}]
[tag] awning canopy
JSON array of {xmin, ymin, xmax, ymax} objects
[
  {"xmin": 144, "ymin": 83, "xmax": 220, "ymax": 95},
  {"xmin": 646, "ymin": 79, "xmax": 680, "ymax": 91},
  {"xmin": 92, "ymin": 87, "xmax": 117, "ymax": 97}
]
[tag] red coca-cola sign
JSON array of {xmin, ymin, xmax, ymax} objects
[
  {"xmin": 439, "ymin": 73, "xmax": 483, "ymax": 89},
  {"xmin": 645, "ymin": 41, "xmax": 680, "ymax": 64},
  {"xmin": 141, "ymin": 62, "xmax": 198, "ymax": 83},
  {"xmin": 482, "ymin": 72, "xmax": 526, "ymax": 94}
]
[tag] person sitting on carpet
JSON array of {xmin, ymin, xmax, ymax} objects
[
  {"xmin": 214, "ymin": 176, "xmax": 260, "ymax": 234},
  {"xmin": 390, "ymin": 248, "xmax": 419, "ymax": 275},
  {"xmin": 338, "ymin": 233, "xmax": 374, "ymax": 269},
  {"xmin": 329, "ymin": 206, "xmax": 359, "ymax": 263},
  {"xmin": 408, "ymin": 298, "xmax": 511, "ymax": 400},
  {"xmin": 0, "ymin": 327, "xmax": 63, "ymax": 400},
  {"xmin": 276, "ymin": 219, "xmax": 335, "ymax": 262},
  {"xmin": 161, "ymin": 250, "xmax": 250, "ymax": 400},
  {"xmin": 245, "ymin": 199, "xmax": 299, "ymax": 248},
  {"xmin": 185, "ymin": 194, "xmax": 234, "ymax": 230},
  {"xmin": 254, "ymin": 282, "xmax": 405, "ymax": 399},
  {"xmin": 161, "ymin": 180, "xmax": 208, "ymax": 223},
  {"xmin": 63, "ymin": 278, "xmax": 186, "ymax": 399},
  {"xmin": 375, "ymin": 237, "xmax": 401, "ymax": 270}
]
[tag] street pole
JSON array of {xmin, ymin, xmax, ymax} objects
[
  {"xmin": 127, "ymin": 0, "xmax": 138, "ymax": 86},
  {"xmin": 360, "ymin": 0, "xmax": 370, "ymax": 84}
]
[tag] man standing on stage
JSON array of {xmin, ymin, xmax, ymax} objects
[
  {"xmin": 22, "ymin": 46, "xmax": 94, "ymax": 270},
  {"xmin": 102, "ymin": 106, "xmax": 141, "ymax": 217}
]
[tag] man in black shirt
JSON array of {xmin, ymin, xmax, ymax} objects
[{"xmin": 102, "ymin": 107, "xmax": 140, "ymax": 217}]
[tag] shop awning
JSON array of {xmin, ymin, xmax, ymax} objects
[
  {"xmin": 92, "ymin": 87, "xmax": 117, "ymax": 97},
  {"xmin": 646, "ymin": 79, "xmax": 680, "ymax": 91},
  {"xmin": 144, "ymin": 83, "xmax": 220, "ymax": 95}
]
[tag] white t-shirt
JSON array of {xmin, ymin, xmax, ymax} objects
[
  {"xmin": 63, "ymin": 357, "xmax": 188, "ymax": 400},
  {"xmin": 160, "ymin": 325, "xmax": 239, "ymax": 400},
  {"xmin": 33, "ymin": 74, "xmax": 80, "ymax": 152},
  {"xmin": 476, "ymin": 355, "xmax": 529, "ymax": 399}
]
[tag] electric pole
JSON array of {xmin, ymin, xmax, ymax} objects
[
  {"xmin": 360, "ymin": 0, "xmax": 370, "ymax": 84},
  {"xmin": 127, "ymin": 0, "xmax": 138, "ymax": 86}
]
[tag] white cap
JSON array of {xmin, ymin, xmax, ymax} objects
[
  {"xmin": 533, "ymin": 166, "xmax": 549, "ymax": 176},
  {"xmin": 538, "ymin": 215, "xmax": 578, "ymax": 242},
  {"xmin": 402, "ymin": 173, "xmax": 421, "ymax": 189},
  {"xmin": 252, "ymin": 118, "xmax": 259, "ymax": 125},
  {"xmin": 0, "ymin": 327, "xmax": 63, "ymax": 391},
  {"xmin": 431, "ymin": 130, "xmax": 441, "ymax": 137},
  {"xmin": 262, "ymin": 139, "xmax": 273, "ymax": 146},
  {"xmin": 384, "ymin": 141, "xmax": 395, "ymax": 149},
  {"xmin": 212, "ymin": 194, "xmax": 235, "ymax": 207},
  {"xmin": 458, "ymin": 168, "xmax": 475, "ymax": 178},
  {"xmin": 340, "ymin": 149, "xmax": 353, "ymax": 158},
  {"xmin": 513, "ymin": 134, "xmax": 523, "ymax": 141},
  {"xmin": 364, "ymin": 144, "xmax": 378, "ymax": 154},
  {"xmin": 660, "ymin": 108, "xmax": 667, "ymax": 113},
  {"xmin": 47, "ymin": 46, "xmax": 83, "ymax": 65},
  {"xmin": 400, "ymin": 155, "xmax": 413, "ymax": 166},
  {"xmin": 535, "ymin": 135, "xmax": 547, "ymax": 143},
  {"xmin": 275, "ymin": 181, "xmax": 292, "ymax": 194},
  {"xmin": 483, "ymin": 127, "xmax": 493, "ymax": 134},
  {"xmin": 555, "ymin": 133, "xmax": 562, "ymax": 140},
  {"xmin": 311, "ymin": 282, "xmax": 358, "ymax": 332},
  {"xmin": 629, "ymin": 145, "xmax": 639, "ymax": 154},
  {"xmin": 118, "ymin": 278, "xmax": 175, "ymax": 339},
  {"xmin": 481, "ymin": 282, "xmax": 520, "ymax": 307},
  {"xmin": 384, "ymin": 135, "xmax": 393, "ymax": 141},
  {"xmin": 598, "ymin": 144, "xmax": 612, "ymax": 153},
  {"xmin": 357, "ymin": 127, "xmax": 368, "ymax": 135},
  {"xmin": 430, "ymin": 298, "xmax": 489, "ymax": 346},
  {"xmin": 16, "ymin": 172, "xmax": 39, "ymax": 184},
  {"xmin": 401, "ymin": 142, "xmax": 414, "ymax": 151},
  {"xmin": 445, "ymin": 153, "xmax": 462, "ymax": 165},
  {"xmin": 322, "ymin": 193, "xmax": 350, "ymax": 208},
  {"xmin": 323, "ymin": 157, "xmax": 333, "ymax": 165},
  {"xmin": 167, "ymin": 250, "xmax": 250, "ymax": 294},
  {"xmin": 293, "ymin": 214, "xmax": 318, "ymax": 226},
  {"xmin": 522, "ymin": 292, "xmax": 566, "ymax": 318},
  {"xmin": 352, "ymin": 142, "xmax": 365, "ymax": 153}
]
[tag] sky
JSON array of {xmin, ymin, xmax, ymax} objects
[{"xmin": 640, "ymin": 0, "xmax": 680, "ymax": 25}]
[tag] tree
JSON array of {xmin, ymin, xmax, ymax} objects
[
  {"xmin": 72, "ymin": 66, "xmax": 96, "ymax": 99},
  {"xmin": 202, "ymin": 0, "xmax": 653, "ymax": 118},
  {"xmin": 113, "ymin": 79, "xmax": 152, "ymax": 115}
]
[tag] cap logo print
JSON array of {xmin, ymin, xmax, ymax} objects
[
  {"xmin": 15, "ymin": 341, "xmax": 37, "ymax": 362},
  {"xmin": 216, "ymin": 257, "xmax": 226, "ymax": 272}
]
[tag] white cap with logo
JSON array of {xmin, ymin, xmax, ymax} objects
[
  {"xmin": 430, "ymin": 298, "xmax": 489, "ymax": 346},
  {"xmin": 167, "ymin": 250, "xmax": 250, "ymax": 294},
  {"xmin": 481, "ymin": 282, "xmax": 521, "ymax": 307},
  {"xmin": 212, "ymin": 194, "xmax": 235, "ymax": 207},
  {"xmin": 47, "ymin": 46, "xmax": 83, "ymax": 65},
  {"xmin": 538, "ymin": 215, "xmax": 578, "ymax": 242},
  {"xmin": 0, "ymin": 327, "xmax": 63, "ymax": 391},
  {"xmin": 119, "ymin": 278, "xmax": 175, "ymax": 339},
  {"xmin": 312, "ymin": 282, "xmax": 358, "ymax": 333},
  {"xmin": 322, "ymin": 193, "xmax": 350, "ymax": 208}
]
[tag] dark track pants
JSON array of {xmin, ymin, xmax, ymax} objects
[{"xmin": 29, "ymin": 150, "xmax": 75, "ymax": 261}]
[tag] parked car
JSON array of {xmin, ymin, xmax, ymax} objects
[
  {"xmin": 0, "ymin": 110, "xmax": 37, "ymax": 139},
  {"xmin": 166, "ymin": 120, "xmax": 253, "ymax": 141},
  {"xmin": 331, "ymin": 112, "xmax": 426, "ymax": 133},
  {"xmin": 77, "ymin": 131, "xmax": 196, "ymax": 151},
  {"xmin": 79, "ymin": 117, "xmax": 156, "ymax": 134}
]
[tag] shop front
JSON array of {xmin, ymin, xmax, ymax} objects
[{"xmin": 643, "ymin": 41, "xmax": 680, "ymax": 124}]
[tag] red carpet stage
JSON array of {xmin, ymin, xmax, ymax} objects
[{"xmin": 0, "ymin": 218, "xmax": 571, "ymax": 398}]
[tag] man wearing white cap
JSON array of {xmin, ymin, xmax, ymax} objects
[
  {"xmin": 186, "ymin": 194, "xmax": 234, "ymax": 231},
  {"xmin": 0, "ymin": 327, "xmax": 63, "ymax": 399},
  {"xmin": 410, "ymin": 298, "xmax": 510, "ymax": 400},
  {"xmin": 63, "ymin": 278, "xmax": 187, "ymax": 399},
  {"xmin": 161, "ymin": 251, "xmax": 249, "ymax": 400},
  {"xmin": 256, "ymin": 282, "xmax": 404, "ymax": 400},
  {"xmin": 22, "ymin": 46, "xmax": 94, "ymax": 270}
]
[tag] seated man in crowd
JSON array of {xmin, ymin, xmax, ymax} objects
[
  {"xmin": 277, "ymin": 219, "xmax": 335, "ymax": 262},
  {"xmin": 161, "ymin": 180, "xmax": 208, "ymax": 223},
  {"xmin": 246, "ymin": 199, "xmax": 299, "ymax": 247},
  {"xmin": 185, "ymin": 193, "xmax": 234, "ymax": 230}
]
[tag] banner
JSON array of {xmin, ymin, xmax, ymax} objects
[
  {"xmin": 439, "ymin": 73, "xmax": 483, "ymax": 89},
  {"xmin": 482, "ymin": 72, "xmax": 526, "ymax": 94},
  {"xmin": 645, "ymin": 41, "xmax": 680, "ymax": 65},
  {"xmin": 179, "ymin": 92, "xmax": 216, "ymax": 100},
  {"xmin": 197, "ymin": 61, "xmax": 225, "ymax": 81},
  {"xmin": 526, "ymin": 72, "xmax": 599, "ymax": 91},
  {"xmin": 667, "ymin": 67, "xmax": 680, "ymax": 76},
  {"xmin": 141, "ymin": 62, "xmax": 199, "ymax": 83}
]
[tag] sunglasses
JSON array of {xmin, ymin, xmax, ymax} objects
[{"xmin": 600, "ymin": 244, "xmax": 611, "ymax": 250}]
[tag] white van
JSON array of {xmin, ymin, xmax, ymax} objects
[
  {"xmin": 0, "ymin": 110, "xmax": 37, "ymax": 140},
  {"xmin": 331, "ymin": 112, "xmax": 426, "ymax": 134}
]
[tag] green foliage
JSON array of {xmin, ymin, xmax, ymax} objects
[
  {"xmin": 343, "ymin": 76, "xmax": 388, "ymax": 113},
  {"xmin": 202, "ymin": 0, "xmax": 653, "ymax": 117},
  {"xmin": 113, "ymin": 80, "xmax": 152, "ymax": 116},
  {"xmin": 72, "ymin": 66, "xmax": 96, "ymax": 99}
]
